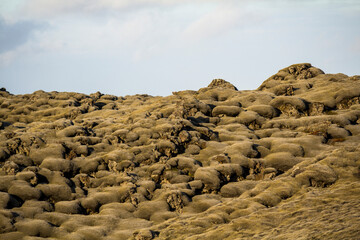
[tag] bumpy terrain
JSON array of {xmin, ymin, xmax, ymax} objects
[{"xmin": 1, "ymin": 63, "xmax": 360, "ymax": 240}]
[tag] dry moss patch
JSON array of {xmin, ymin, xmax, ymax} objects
[{"xmin": 1, "ymin": 64, "xmax": 360, "ymax": 239}]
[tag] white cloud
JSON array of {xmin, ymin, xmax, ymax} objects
[
  {"xmin": 0, "ymin": 41, "xmax": 34, "ymax": 66},
  {"xmin": 13, "ymin": 0, "xmax": 208, "ymax": 20},
  {"xmin": 0, "ymin": 1, "xmax": 259, "ymax": 65},
  {"xmin": 3, "ymin": 0, "xmax": 357, "ymax": 66},
  {"xmin": 0, "ymin": 17, "xmax": 46, "ymax": 53},
  {"xmin": 182, "ymin": 6, "xmax": 239, "ymax": 40},
  {"xmin": 181, "ymin": 2, "xmax": 263, "ymax": 42}
]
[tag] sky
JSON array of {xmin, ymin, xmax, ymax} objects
[{"xmin": 0, "ymin": 0, "xmax": 359, "ymax": 97}]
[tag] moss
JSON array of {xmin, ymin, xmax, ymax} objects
[{"xmin": 0, "ymin": 64, "xmax": 359, "ymax": 239}]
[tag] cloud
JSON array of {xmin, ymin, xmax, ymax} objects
[
  {"xmin": 181, "ymin": 2, "xmax": 263, "ymax": 42},
  {"xmin": 0, "ymin": 17, "xmax": 45, "ymax": 54},
  {"xmin": 0, "ymin": 0, "xmax": 261, "ymax": 65},
  {"xmin": 14, "ymin": 0, "xmax": 202, "ymax": 19},
  {"xmin": 183, "ymin": 7, "xmax": 239, "ymax": 40}
]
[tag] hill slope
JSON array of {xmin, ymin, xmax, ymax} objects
[{"xmin": 1, "ymin": 63, "xmax": 360, "ymax": 239}]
